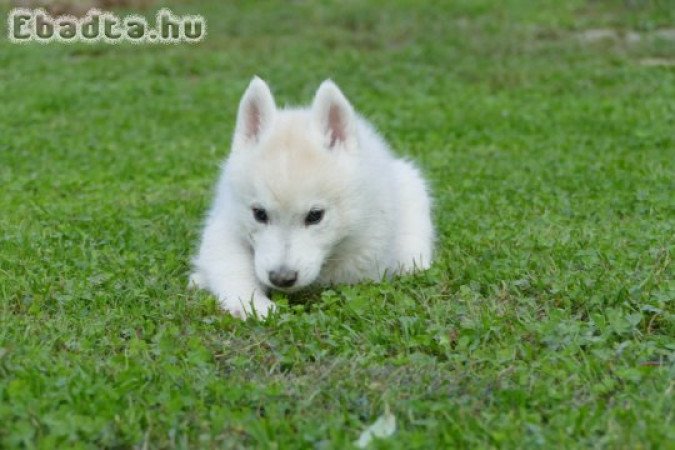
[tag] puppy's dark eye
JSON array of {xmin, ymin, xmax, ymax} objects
[
  {"xmin": 252, "ymin": 207, "xmax": 269, "ymax": 224},
  {"xmin": 305, "ymin": 208, "xmax": 324, "ymax": 226}
]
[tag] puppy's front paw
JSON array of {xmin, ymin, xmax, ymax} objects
[{"xmin": 221, "ymin": 293, "xmax": 276, "ymax": 320}]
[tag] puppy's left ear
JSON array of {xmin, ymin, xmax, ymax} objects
[
  {"xmin": 233, "ymin": 76, "xmax": 276, "ymax": 148},
  {"xmin": 311, "ymin": 80, "xmax": 357, "ymax": 150}
]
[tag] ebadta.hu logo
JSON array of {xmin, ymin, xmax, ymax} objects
[{"xmin": 7, "ymin": 8, "xmax": 206, "ymax": 43}]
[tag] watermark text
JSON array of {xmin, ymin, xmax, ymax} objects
[{"xmin": 8, "ymin": 8, "xmax": 206, "ymax": 43}]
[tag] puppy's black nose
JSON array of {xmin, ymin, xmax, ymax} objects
[{"xmin": 268, "ymin": 268, "xmax": 298, "ymax": 288}]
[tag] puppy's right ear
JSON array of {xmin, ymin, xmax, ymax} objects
[
  {"xmin": 233, "ymin": 76, "xmax": 276, "ymax": 147},
  {"xmin": 311, "ymin": 80, "xmax": 356, "ymax": 151}
]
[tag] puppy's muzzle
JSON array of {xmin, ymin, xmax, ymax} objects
[{"xmin": 268, "ymin": 267, "xmax": 298, "ymax": 288}]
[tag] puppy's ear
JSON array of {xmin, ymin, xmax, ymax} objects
[
  {"xmin": 311, "ymin": 80, "xmax": 356, "ymax": 150},
  {"xmin": 234, "ymin": 76, "xmax": 276, "ymax": 146}
]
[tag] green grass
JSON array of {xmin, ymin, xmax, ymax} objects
[{"xmin": 1, "ymin": 0, "xmax": 674, "ymax": 448}]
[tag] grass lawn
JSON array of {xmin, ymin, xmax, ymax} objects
[{"xmin": 1, "ymin": 0, "xmax": 674, "ymax": 448}]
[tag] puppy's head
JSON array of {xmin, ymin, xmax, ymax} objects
[{"xmin": 225, "ymin": 77, "xmax": 362, "ymax": 292}]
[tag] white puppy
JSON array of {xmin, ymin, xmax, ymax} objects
[{"xmin": 190, "ymin": 77, "xmax": 433, "ymax": 318}]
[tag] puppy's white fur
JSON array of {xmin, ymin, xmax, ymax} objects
[{"xmin": 190, "ymin": 77, "xmax": 433, "ymax": 318}]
